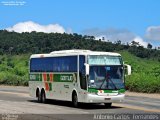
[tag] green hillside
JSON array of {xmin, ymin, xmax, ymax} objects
[{"xmin": 120, "ymin": 51, "xmax": 160, "ymax": 93}]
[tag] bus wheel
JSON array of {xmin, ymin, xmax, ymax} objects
[
  {"xmin": 72, "ymin": 93, "xmax": 78, "ymax": 107},
  {"xmin": 41, "ymin": 90, "xmax": 46, "ymax": 103},
  {"xmin": 104, "ymin": 103, "xmax": 112, "ymax": 108},
  {"xmin": 36, "ymin": 89, "xmax": 41, "ymax": 103}
]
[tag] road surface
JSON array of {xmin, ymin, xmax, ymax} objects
[{"xmin": 0, "ymin": 86, "xmax": 159, "ymax": 120}]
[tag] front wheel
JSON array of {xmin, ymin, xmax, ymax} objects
[
  {"xmin": 104, "ymin": 103, "xmax": 112, "ymax": 108},
  {"xmin": 72, "ymin": 93, "xmax": 78, "ymax": 107}
]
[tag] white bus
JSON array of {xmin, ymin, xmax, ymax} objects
[{"xmin": 29, "ymin": 50, "xmax": 131, "ymax": 107}]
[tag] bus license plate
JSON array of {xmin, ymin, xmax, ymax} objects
[{"xmin": 105, "ymin": 98, "xmax": 111, "ymax": 100}]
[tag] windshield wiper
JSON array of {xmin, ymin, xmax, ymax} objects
[
  {"xmin": 98, "ymin": 76, "xmax": 118, "ymax": 90},
  {"xmin": 98, "ymin": 78, "xmax": 107, "ymax": 90},
  {"xmin": 109, "ymin": 78, "xmax": 118, "ymax": 90}
]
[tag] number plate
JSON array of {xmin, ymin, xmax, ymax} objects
[{"xmin": 105, "ymin": 98, "xmax": 111, "ymax": 100}]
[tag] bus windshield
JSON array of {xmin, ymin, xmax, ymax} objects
[
  {"xmin": 88, "ymin": 55, "xmax": 122, "ymax": 65},
  {"xmin": 88, "ymin": 55, "xmax": 124, "ymax": 90},
  {"xmin": 88, "ymin": 65, "xmax": 124, "ymax": 90}
]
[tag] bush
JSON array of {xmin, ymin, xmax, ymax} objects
[
  {"xmin": 0, "ymin": 72, "xmax": 28, "ymax": 86},
  {"xmin": 0, "ymin": 55, "xmax": 29, "ymax": 86},
  {"xmin": 120, "ymin": 51, "xmax": 160, "ymax": 93},
  {"xmin": 126, "ymin": 72, "xmax": 160, "ymax": 93}
]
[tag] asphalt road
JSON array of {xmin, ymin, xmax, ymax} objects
[{"xmin": 0, "ymin": 86, "xmax": 159, "ymax": 120}]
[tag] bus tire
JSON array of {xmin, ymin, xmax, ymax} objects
[
  {"xmin": 104, "ymin": 103, "xmax": 112, "ymax": 108},
  {"xmin": 72, "ymin": 92, "xmax": 78, "ymax": 107},
  {"xmin": 41, "ymin": 89, "xmax": 46, "ymax": 103},
  {"xmin": 36, "ymin": 88, "xmax": 41, "ymax": 103}
]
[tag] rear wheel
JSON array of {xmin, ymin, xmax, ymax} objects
[
  {"xmin": 72, "ymin": 93, "xmax": 78, "ymax": 107},
  {"xmin": 37, "ymin": 90, "xmax": 41, "ymax": 103},
  {"xmin": 41, "ymin": 90, "xmax": 46, "ymax": 103},
  {"xmin": 104, "ymin": 103, "xmax": 112, "ymax": 108}
]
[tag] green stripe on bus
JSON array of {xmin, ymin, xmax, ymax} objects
[
  {"xmin": 118, "ymin": 89, "xmax": 125, "ymax": 93},
  {"xmin": 40, "ymin": 74, "xmax": 42, "ymax": 81},
  {"xmin": 104, "ymin": 90, "xmax": 117, "ymax": 93},
  {"xmin": 29, "ymin": 73, "xmax": 76, "ymax": 82},
  {"xmin": 49, "ymin": 83, "xmax": 52, "ymax": 91},
  {"xmin": 54, "ymin": 74, "xmax": 74, "ymax": 82},
  {"xmin": 88, "ymin": 88, "xmax": 98, "ymax": 93},
  {"xmin": 36, "ymin": 74, "xmax": 39, "ymax": 81},
  {"xmin": 88, "ymin": 88, "xmax": 126, "ymax": 93}
]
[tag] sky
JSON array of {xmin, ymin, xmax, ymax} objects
[{"xmin": 0, "ymin": 0, "xmax": 160, "ymax": 48}]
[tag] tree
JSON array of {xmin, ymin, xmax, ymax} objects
[
  {"xmin": 0, "ymin": 30, "xmax": 160, "ymax": 60},
  {"xmin": 130, "ymin": 41, "xmax": 140, "ymax": 47},
  {"xmin": 147, "ymin": 43, "xmax": 152, "ymax": 49},
  {"xmin": 115, "ymin": 40, "xmax": 121, "ymax": 45},
  {"xmin": 102, "ymin": 37, "xmax": 105, "ymax": 41}
]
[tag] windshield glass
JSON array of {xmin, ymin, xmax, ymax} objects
[
  {"xmin": 88, "ymin": 65, "xmax": 124, "ymax": 90},
  {"xmin": 88, "ymin": 55, "xmax": 122, "ymax": 65}
]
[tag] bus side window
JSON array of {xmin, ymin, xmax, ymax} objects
[{"xmin": 79, "ymin": 55, "xmax": 87, "ymax": 90}]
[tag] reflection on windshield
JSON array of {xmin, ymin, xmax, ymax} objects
[{"xmin": 88, "ymin": 66, "xmax": 124, "ymax": 90}]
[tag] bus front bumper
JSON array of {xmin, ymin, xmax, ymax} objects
[{"xmin": 86, "ymin": 94, "xmax": 125, "ymax": 103}]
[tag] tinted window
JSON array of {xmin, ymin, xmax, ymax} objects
[
  {"xmin": 79, "ymin": 55, "xmax": 87, "ymax": 90},
  {"xmin": 30, "ymin": 56, "xmax": 77, "ymax": 72}
]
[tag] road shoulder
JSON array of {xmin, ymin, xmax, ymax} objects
[{"xmin": 125, "ymin": 91, "xmax": 160, "ymax": 99}]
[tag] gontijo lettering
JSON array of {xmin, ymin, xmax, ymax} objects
[{"xmin": 60, "ymin": 75, "xmax": 73, "ymax": 81}]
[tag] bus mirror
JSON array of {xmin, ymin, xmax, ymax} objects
[
  {"xmin": 84, "ymin": 63, "xmax": 89, "ymax": 75},
  {"xmin": 124, "ymin": 64, "xmax": 131, "ymax": 75}
]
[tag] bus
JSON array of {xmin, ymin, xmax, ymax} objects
[{"xmin": 29, "ymin": 50, "xmax": 131, "ymax": 107}]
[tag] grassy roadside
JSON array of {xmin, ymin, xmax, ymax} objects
[
  {"xmin": 119, "ymin": 51, "xmax": 160, "ymax": 93},
  {"xmin": 0, "ymin": 54, "xmax": 30, "ymax": 86}
]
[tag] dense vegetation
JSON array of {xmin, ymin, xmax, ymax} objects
[
  {"xmin": 0, "ymin": 54, "xmax": 29, "ymax": 86},
  {"xmin": 0, "ymin": 30, "xmax": 159, "ymax": 93},
  {"xmin": 120, "ymin": 51, "xmax": 160, "ymax": 93},
  {"xmin": 0, "ymin": 30, "xmax": 160, "ymax": 60}
]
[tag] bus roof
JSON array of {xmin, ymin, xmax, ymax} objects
[{"xmin": 30, "ymin": 49, "xmax": 121, "ymax": 58}]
